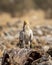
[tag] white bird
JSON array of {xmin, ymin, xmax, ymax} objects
[{"xmin": 19, "ymin": 20, "xmax": 33, "ymax": 48}]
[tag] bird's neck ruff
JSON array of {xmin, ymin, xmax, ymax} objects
[
  {"xmin": 23, "ymin": 24, "xmax": 30, "ymax": 31},
  {"xmin": 24, "ymin": 25, "xmax": 31, "ymax": 31}
]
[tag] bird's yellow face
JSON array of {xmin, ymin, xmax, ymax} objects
[
  {"xmin": 24, "ymin": 20, "xmax": 29, "ymax": 25},
  {"xmin": 23, "ymin": 20, "xmax": 31, "ymax": 31}
]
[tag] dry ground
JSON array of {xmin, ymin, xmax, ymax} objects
[{"xmin": 0, "ymin": 10, "xmax": 52, "ymax": 65}]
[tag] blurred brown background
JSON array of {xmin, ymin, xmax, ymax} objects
[{"xmin": 0, "ymin": 0, "xmax": 52, "ymax": 25}]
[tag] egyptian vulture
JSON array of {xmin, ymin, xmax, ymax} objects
[{"xmin": 19, "ymin": 20, "xmax": 33, "ymax": 48}]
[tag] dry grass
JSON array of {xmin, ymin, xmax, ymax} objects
[{"xmin": 0, "ymin": 10, "xmax": 52, "ymax": 26}]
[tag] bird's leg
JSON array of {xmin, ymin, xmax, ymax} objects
[
  {"xmin": 23, "ymin": 41, "xmax": 26, "ymax": 48},
  {"xmin": 28, "ymin": 41, "xmax": 31, "ymax": 49}
]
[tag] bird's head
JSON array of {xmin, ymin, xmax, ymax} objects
[
  {"xmin": 24, "ymin": 20, "xmax": 29, "ymax": 26},
  {"xmin": 23, "ymin": 20, "xmax": 29, "ymax": 30}
]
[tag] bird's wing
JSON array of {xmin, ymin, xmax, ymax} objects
[
  {"xmin": 30, "ymin": 29, "xmax": 33, "ymax": 41},
  {"xmin": 19, "ymin": 31, "xmax": 24, "ymax": 40}
]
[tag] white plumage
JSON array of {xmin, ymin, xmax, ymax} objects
[{"xmin": 19, "ymin": 21, "xmax": 33, "ymax": 48}]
